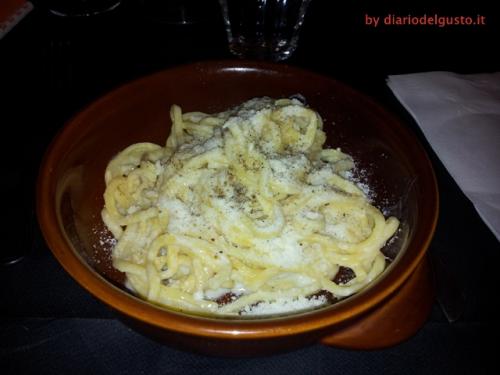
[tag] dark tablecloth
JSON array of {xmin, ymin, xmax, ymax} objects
[{"xmin": 1, "ymin": 1, "xmax": 499, "ymax": 374}]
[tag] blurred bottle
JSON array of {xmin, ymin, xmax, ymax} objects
[{"xmin": 139, "ymin": 0, "xmax": 207, "ymax": 25}]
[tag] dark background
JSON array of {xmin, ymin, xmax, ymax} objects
[{"xmin": 1, "ymin": 0, "xmax": 499, "ymax": 374}]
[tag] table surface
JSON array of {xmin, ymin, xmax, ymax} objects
[{"xmin": 1, "ymin": 1, "xmax": 499, "ymax": 374}]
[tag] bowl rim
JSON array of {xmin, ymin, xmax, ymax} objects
[{"xmin": 36, "ymin": 60, "xmax": 439, "ymax": 339}]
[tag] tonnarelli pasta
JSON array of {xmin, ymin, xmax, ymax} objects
[{"xmin": 102, "ymin": 97, "xmax": 399, "ymax": 316}]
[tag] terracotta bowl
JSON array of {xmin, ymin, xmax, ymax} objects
[{"xmin": 37, "ymin": 61, "xmax": 439, "ymax": 356}]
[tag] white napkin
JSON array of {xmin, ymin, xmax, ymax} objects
[{"xmin": 387, "ymin": 71, "xmax": 500, "ymax": 242}]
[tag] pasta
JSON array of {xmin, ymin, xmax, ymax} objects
[{"xmin": 102, "ymin": 97, "xmax": 399, "ymax": 316}]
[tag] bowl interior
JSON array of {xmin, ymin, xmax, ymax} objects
[{"xmin": 38, "ymin": 61, "xmax": 437, "ymax": 333}]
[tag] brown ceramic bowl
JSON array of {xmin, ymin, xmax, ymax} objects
[{"xmin": 37, "ymin": 61, "xmax": 438, "ymax": 356}]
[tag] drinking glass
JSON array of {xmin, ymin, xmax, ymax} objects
[
  {"xmin": 218, "ymin": 0, "xmax": 312, "ymax": 61},
  {"xmin": 46, "ymin": 0, "xmax": 122, "ymax": 17}
]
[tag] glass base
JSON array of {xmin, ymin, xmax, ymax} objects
[
  {"xmin": 47, "ymin": 0, "xmax": 121, "ymax": 17},
  {"xmin": 228, "ymin": 37, "xmax": 298, "ymax": 62}
]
